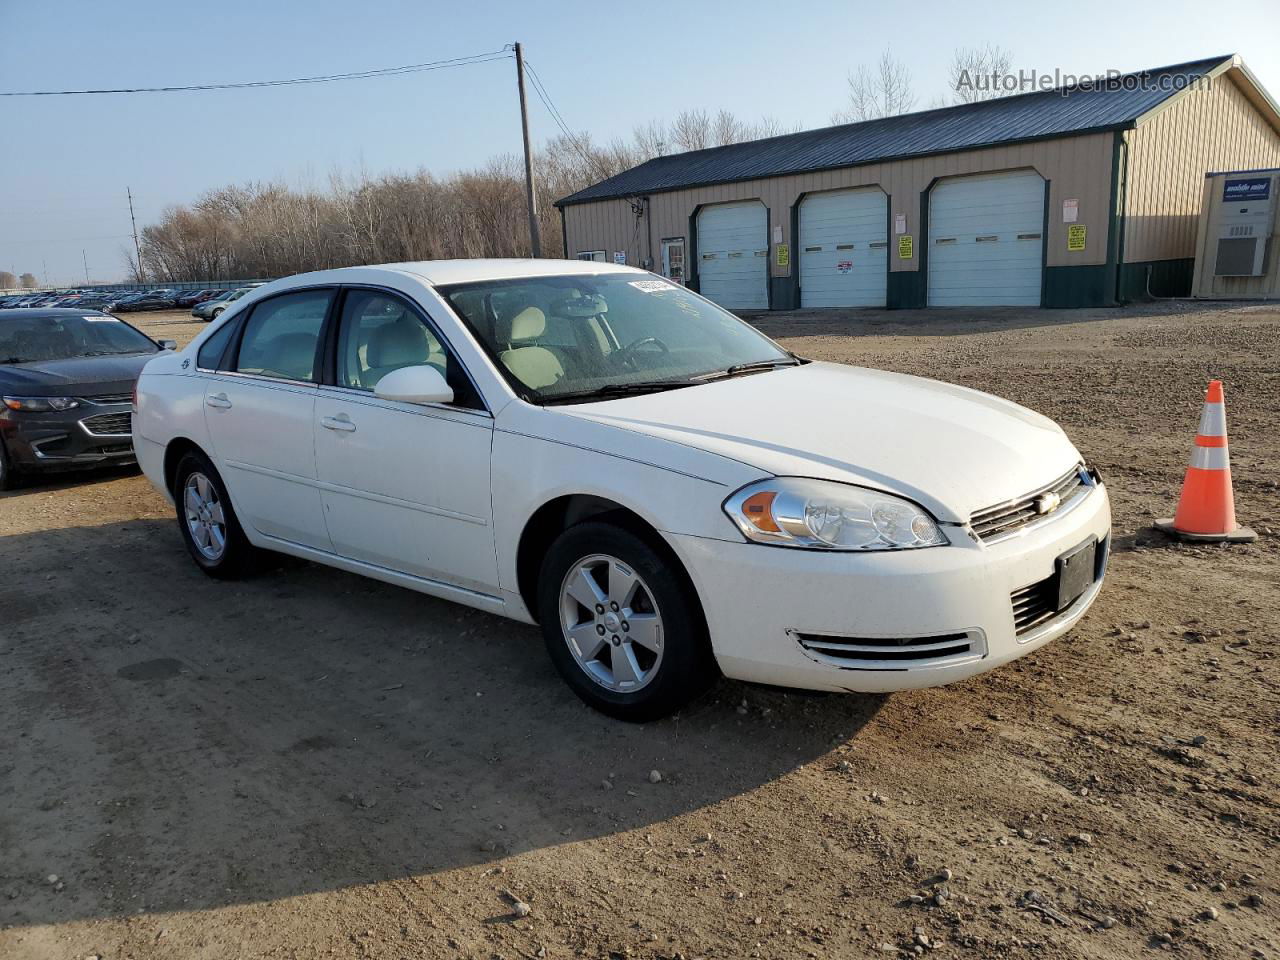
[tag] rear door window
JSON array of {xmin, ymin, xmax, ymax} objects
[{"xmin": 234, "ymin": 290, "xmax": 334, "ymax": 382}]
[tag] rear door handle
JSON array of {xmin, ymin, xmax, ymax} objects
[
  {"xmin": 206, "ymin": 393, "xmax": 232, "ymax": 409},
  {"xmin": 320, "ymin": 415, "xmax": 356, "ymax": 433}
]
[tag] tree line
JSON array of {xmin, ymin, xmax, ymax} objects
[
  {"xmin": 0, "ymin": 271, "xmax": 39, "ymax": 289},
  {"xmin": 131, "ymin": 48, "xmax": 1012, "ymax": 283}
]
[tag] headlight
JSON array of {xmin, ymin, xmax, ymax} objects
[
  {"xmin": 3, "ymin": 395, "xmax": 80, "ymax": 412},
  {"xmin": 724, "ymin": 478, "xmax": 948, "ymax": 551}
]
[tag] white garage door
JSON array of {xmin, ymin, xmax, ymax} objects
[
  {"xmin": 696, "ymin": 201, "xmax": 768, "ymax": 310},
  {"xmin": 928, "ymin": 170, "xmax": 1045, "ymax": 306},
  {"xmin": 799, "ymin": 187, "xmax": 888, "ymax": 308}
]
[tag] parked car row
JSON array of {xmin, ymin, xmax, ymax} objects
[
  {"xmin": 0, "ymin": 284, "xmax": 266, "ymax": 316},
  {"xmin": 190, "ymin": 284, "xmax": 263, "ymax": 321}
]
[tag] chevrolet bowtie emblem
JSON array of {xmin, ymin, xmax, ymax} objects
[{"xmin": 1035, "ymin": 491, "xmax": 1062, "ymax": 515}]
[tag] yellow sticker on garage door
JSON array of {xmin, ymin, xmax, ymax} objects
[
  {"xmin": 898, "ymin": 235, "xmax": 913, "ymax": 259},
  {"xmin": 1067, "ymin": 224, "xmax": 1086, "ymax": 252}
]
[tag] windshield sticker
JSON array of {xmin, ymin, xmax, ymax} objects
[
  {"xmin": 84, "ymin": 315, "xmax": 120, "ymax": 322},
  {"xmin": 628, "ymin": 280, "xmax": 674, "ymax": 293}
]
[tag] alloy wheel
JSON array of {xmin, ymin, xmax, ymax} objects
[
  {"xmin": 184, "ymin": 471, "xmax": 227, "ymax": 561},
  {"xmin": 559, "ymin": 553, "xmax": 665, "ymax": 692}
]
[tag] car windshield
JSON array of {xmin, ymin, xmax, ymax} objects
[
  {"xmin": 0, "ymin": 314, "xmax": 158, "ymax": 363},
  {"xmin": 438, "ymin": 273, "xmax": 795, "ymax": 403}
]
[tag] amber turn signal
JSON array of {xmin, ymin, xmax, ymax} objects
[{"xmin": 740, "ymin": 491, "xmax": 780, "ymax": 532}]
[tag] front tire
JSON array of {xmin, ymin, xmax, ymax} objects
[
  {"xmin": 0, "ymin": 439, "xmax": 16, "ymax": 491},
  {"xmin": 537, "ymin": 521, "xmax": 716, "ymax": 721},
  {"xmin": 173, "ymin": 450, "xmax": 259, "ymax": 579}
]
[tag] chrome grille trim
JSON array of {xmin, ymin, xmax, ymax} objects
[
  {"xmin": 969, "ymin": 464, "xmax": 1092, "ymax": 544},
  {"xmin": 79, "ymin": 393, "xmax": 133, "ymax": 405},
  {"xmin": 79, "ymin": 412, "xmax": 133, "ymax": 437},
  {"xmin": 790, "ymin": 629, "xmax": 986, "ymax": 671}
]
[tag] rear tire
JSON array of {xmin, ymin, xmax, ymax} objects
[
  {"xmin": 537, "ymin": 521, "xmax": 717, "ymax": 722},
  {"xmin": 173, "ymin": 450, "xmax": 259, "ymax": 579},
  {"xmin": 0, "ymin": 439, "xmax": 16, "ymax": 491}
]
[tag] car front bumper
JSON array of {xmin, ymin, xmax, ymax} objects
[
  {"xmin": 1, "ymin": 404, "xmax": 137, "ymax": 472},
  {"xmin": 668, "ymin": 482, "xmax": 1111, "ymax": 694}
]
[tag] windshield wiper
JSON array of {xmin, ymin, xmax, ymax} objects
[
  {"xmin": 689, "ymin": 356, "xmax": 801, "ymax": 383},
  {"xmin": 540, "ymin": 380, "xmax": 696, "ymax": 405}
]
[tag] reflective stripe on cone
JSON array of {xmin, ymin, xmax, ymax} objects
[{"xmin": 1168, "ymin": 380, "xmax": 1248, "ymax": 537}]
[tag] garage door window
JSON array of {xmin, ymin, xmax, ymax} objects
[{"xmin": 235, "ymin": 289, "xmax": 333, "ymax": 383}]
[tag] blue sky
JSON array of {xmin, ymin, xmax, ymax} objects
[{"xmin": 2, "ymin": 0, "xmax": 1278, "ymax": 284}]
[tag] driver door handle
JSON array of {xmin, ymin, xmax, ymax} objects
[
  {"xmin": 206, "ymin": 393, "xmax": 232, "ymax": 409},
  {"xmin": 320, "ymin": 415, "xmax": 357, "ymax": 433}
]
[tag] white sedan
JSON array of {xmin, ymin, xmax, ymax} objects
[{"xmin": 134, "ymin": 260, "xmax": 1110, "ymax": 720}]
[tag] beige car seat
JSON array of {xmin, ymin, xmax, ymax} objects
[
  {"xmin": 497, "ymin": 306, "xmax": 564, "ymax": 390},
  {"xmin": 363, "ymin": 317, "xmax": 445, "ymax": 389}
]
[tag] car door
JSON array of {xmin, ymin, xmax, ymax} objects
[
  {"xmin": 201, "ymin": 287, "xmax": 336, "ymax": 551},
  {"xmin": 313, "ymin": 287, "xmax": 497, "ymax": 593}
]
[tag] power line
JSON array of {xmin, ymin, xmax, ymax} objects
[
  {"xmin": 522, "ymin": 60, "xmax": 612, "ymax": 181},
  {"xmin": 0, "ymin": 48, "xmax": 512, "ymax": 96}
]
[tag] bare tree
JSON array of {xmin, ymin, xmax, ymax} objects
[
  {"xmin": 949, "ymin": 45, "xmax": 1015, "ymax": 103},
  {"xmin": 131, "ymin": 106, "xmax": 814, "ymax": 279},
  {"xmin": 833, "ymin": 50, "xmax": 915, "ymax": 123},
  {"xmin": 19, "ymin": 272, "xmax": 37, "ymax": 289},
  {"xmin": 631, "ymin": 120, "xmax": 669, "ymax": 160},
  {"xmin": 670, "ymin": 110, "xmax": 712, "ymax": 152}
]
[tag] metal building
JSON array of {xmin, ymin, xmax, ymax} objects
[{"xmin": 556, "ymin": 55, "xmax": 1280, "ymax": 310}]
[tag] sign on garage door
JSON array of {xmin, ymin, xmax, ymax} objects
[
  {"xmin": 928, "ymin": 170, "xmax": 1045, "ymax": 307},
  {"xmin": 696, "ymin": 201, "xmax": 768, "ymax": 310},
  {"xmin": 799, "ymin": 187, "xmax": 888, "ymax": 308}
]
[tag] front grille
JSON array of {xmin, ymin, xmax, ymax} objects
[
  {"xmin": 80, "ymin": 412, "xmax": 132, "ymax": 436},
  {"xmin": 81, "ymin": 393, "xmax": 132, "ymax": 405},
  {"xmin": 969, "ymin": 465, "xmax": 1088, "ymax": 543},
  {"xmin": 792, "ymin": 630, "xmax": 984, "ymax": 671},
  {"xmin": 1011, "ymin": 577, "xmax": 1059, "ymax": 635}
]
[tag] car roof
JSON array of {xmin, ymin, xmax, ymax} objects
[
  {"xmin": 281, "ymin": 258, "xmax": 646, "ymax": 290},
  {"xmin": 0, "ymin": 307, "xmax": 112, "ymax": 319}
]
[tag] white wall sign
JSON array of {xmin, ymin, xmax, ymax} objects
[
  {"xmin": 772, "ymin": 225, "xmax": 783, "ymax": 244},
  {"xmin": 1062, "ymin": 199, "xmax": 1078, "ymax": 223},
  {"xmin": 613, "ymin": 251, "xmax": 626, "ymax": 264},
  {"xmin": 894, "ymin": 214, "xmax": 907, "ymax": 235}
]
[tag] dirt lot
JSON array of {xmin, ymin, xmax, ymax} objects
[{"xmin": 1, "ymin": 302, "xmax": 1276, "ymax": 960}]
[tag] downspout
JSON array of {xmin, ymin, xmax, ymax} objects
[
  {"xmin": 645, "ymin": 196, "xmax": 654, "ymax": 271},
  {"xmin": 1110, "ymin": 131, "xmax": 1130, "ymax": 304}
]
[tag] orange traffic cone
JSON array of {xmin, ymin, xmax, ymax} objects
[{"xmin": 1155, "ymin": 380, "xmax": 1256, "ymax": 543}]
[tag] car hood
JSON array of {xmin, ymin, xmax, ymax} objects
[
  {"xmin": 556, "ymin": 362, "xmax": 1082, "ymax": 523},
  {"xmin": 0, "ymin": 352, "xmax": 155, "ymax": 395}
]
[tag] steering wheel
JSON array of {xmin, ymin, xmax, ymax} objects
[{"xmin": 614, "ymin": 335, "xmax": 670, "ymax": 369}]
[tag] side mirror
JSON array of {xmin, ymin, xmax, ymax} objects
[
  {"xmin": 157, "ymin": 339, "xmax": 177, "ymax": 350},
  {"xmin": 374, "ymin": 364, "xmax": 454, "ymax": 406}
]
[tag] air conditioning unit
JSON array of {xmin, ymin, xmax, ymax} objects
[{"xmin": 1214, "ymin": 176, "xmax": 1274, "ymax": 277}]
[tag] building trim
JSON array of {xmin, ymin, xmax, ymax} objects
[{"xmin": 556, "ymin": 127, "xmax": 1137, "ymax": 208}]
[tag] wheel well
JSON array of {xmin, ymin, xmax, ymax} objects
[
  {"xmin": 162, "ymin": 438, "xmax": 204, "ymax": 496},
  {"xmin": 516, "ymin": 495, "xmax": 691, "ymax": 623}
]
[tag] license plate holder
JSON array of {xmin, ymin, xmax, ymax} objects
[{"xmin": 1056, "ymin": 538, "xmax": 1097, "ymax": 611}]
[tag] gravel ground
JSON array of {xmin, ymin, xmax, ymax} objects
[{"xmin": 1, "ymin": 302, "xmax": 1276, "ymax": 960}]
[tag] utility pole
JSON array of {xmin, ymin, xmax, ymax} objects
[
  {"xmin": 513, "ymin": 42, "xmax": 541, "ymax": 258},
  {"xmin": 82, "ymin": 249, "xmax": 90, "ymax": 285},
  {"xmin": 127, "ymin": 186, "xmax": 143, "ymax": 281}
]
